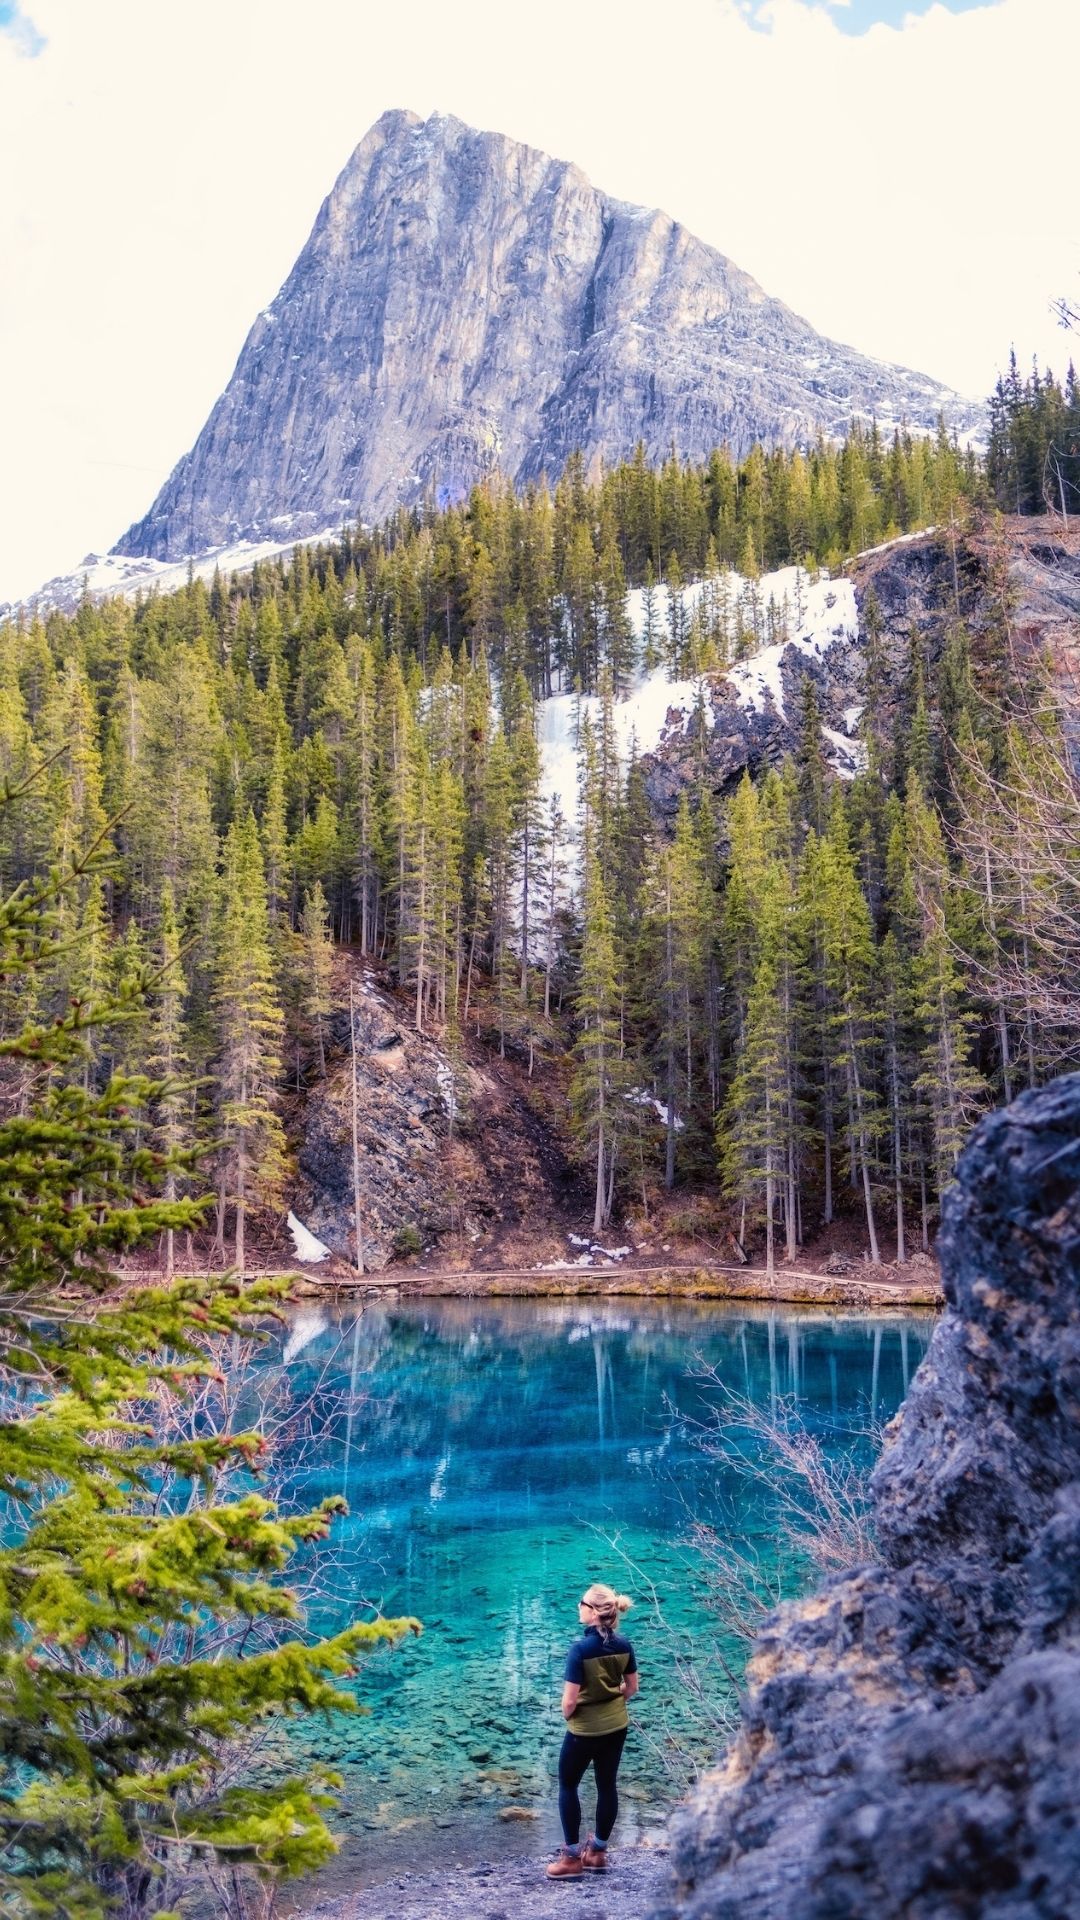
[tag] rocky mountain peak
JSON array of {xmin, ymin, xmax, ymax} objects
[{"xmin": 115, "ymin": 110, "xmax": 982, "ymax": 564}]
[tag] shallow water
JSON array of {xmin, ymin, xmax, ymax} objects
[{"xmin": 249, "ymin": 1298, "xmax": 933, "ymax": 1885}]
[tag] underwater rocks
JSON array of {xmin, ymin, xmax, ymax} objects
[{"xmin": 667, "ymin": 1073, "xmax": 1080, "ymax": 1920}]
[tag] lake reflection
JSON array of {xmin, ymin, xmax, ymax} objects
[{"xmin": 256, "ymin": 1299, "xmax": 933, "ymax": 1879}]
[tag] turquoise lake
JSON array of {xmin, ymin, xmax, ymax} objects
[{"xmin": 253, "ymin": 1298, "xmax": 934, "ymax": 1887}]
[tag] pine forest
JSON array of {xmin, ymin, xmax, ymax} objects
[{"xmin": 1, "ymin": 391, "xmax": 1076, "ymax": 1277}]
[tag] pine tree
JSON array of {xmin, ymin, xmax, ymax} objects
[
  {"xmin": 572, "ymin": 855, "xmax": 625, "ymax": 1232},
  {"xmin": 483, "ymin": 728, "xmax": 516, "ymax": 1055},
  {"xmin": 144, "ymin": 880, "xmax": 192, "ymax": 1277},
  {"xmin": 263, "ymin": 735, "xmax": 291, "ymax": 927},
  {"xmin": 718, "ymin": 857, "xmax": 799, "ymax": 1277},
  {"xmin": 0, "ymin": 847, "xmax": 417, "ymax": 1920},
  {"xmin": 820, "ymin": 795, "xmax": 883, "ymax": 1262},
  {"xmin": 543, "ymin": 793, "xmax": 569, "ymax": 1020},
  {"xmin": 429, "ymin": 761, "xmax": 465, "ymax": 1026},
  {"xmin": 211, "ymin": 812, "xmax": 287, "ymax": 1273},
  {"xmin": 642, "ymin": 797, "xmax": 707, "ymax": 1189},
  {"xmin": 721, "ymin": 774, "xmax": 767, "ymax": 1061},
  {"xmin": 905, "ymin": 776, "xmax": 986, "ymax": 1193},
  {"xmin": 640, "ymin": 560, "xmax": 661, "ymax": 674},
  {"xmin": 300, "ymin": 881, "xmax": 335, "ymax": 1075},
  {"xmin": 508, "ymin": 678, "xmax": 543, "ymax": 1008}
]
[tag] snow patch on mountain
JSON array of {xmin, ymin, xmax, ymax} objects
[
  {"xmin": 627, "ymin": 1087, "xmax": 686, "ymax": 1131},
  {"xmin": 822, "ymin": 725, "xmax": 868, "ymax": 781},
  {"xmin": 6, "ymin": 523, "xmax": 348, "ymax": 619}
]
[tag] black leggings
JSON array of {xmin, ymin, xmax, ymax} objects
[{"xmin": 558, "ymin": 1727, "xmax": 628, "ymax": 1845}]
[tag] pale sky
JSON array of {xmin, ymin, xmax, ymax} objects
[{"xmin": 0, "ymin": 0, "xmax": 1075, "ymax": 604}]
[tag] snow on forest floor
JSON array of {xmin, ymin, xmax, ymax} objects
[
  {"xmin": 287, "ymin": 1211, "xmax": 332, "ymax": 1262},
  {"xmin": 537, "ymin": 1233, "xmax": 634, "ymax": 1270},
  {"xmin": 536, "ymin": 562, "xmax": 866, "ymax": 850}
]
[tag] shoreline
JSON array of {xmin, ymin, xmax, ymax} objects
[
  {"xmin": 110, "ymin": 1256, "xmax": 943, "ymax": 1313},
  {"xmin": 287, "ymin": 1259, "xmax": 943, "ymax": 1312},
  {"xmin": 287, "ymin": 1839, "xmax": 677, "ymax": 1920}
]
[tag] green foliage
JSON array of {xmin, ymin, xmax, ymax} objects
[
  {"xmin": 0, "ymin": 421, "xmax": 1056, "ymax": 1266},
  {"xmin": 0, "ymin": 855, "xmax": 417, "ymax": 1918},
  {"xmin": 211, "ymin": 813, "xmax": 287, "ymax": 1273},
  {"xmin": 987, "ymin": 352, "xmax": 1080, "ymax": 518}
]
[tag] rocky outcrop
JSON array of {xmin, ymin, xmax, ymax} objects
[
  {"xmin": 115, "ymin": 110, "xmax": 981, "ymax": 564},
  {"xmin": 292, "ymin": 979, "xmax": 454, "ymax": 1269},
  {"xmin": 642, "ymin": 520, "xmax": 1080, "ymax": 837},
  {"xmin": 290, "ymin": 969, "xmax": 586, "ymax": 1271},
  {"xmin": 666, "ymin": 1074, "xmax": 1080, "ymax": 1919},
  {"xmin": 640, "ymin": 534, "xmax": 956, "ymax": 830}
]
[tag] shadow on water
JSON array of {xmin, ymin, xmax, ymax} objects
[{"xmin": 248, "ymin": 1298, "xmax": 934, "ymax": 1890}]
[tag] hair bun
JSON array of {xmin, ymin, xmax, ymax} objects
[{"xmin": 615, "ymin": 1593, "xmax": 633, "ymax": 1614}]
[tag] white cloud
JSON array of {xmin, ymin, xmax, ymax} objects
[
  {"xmin": 0, "ymin": 3, "xmax": 45, "ymax": 58},
  {"xmin": 0, "ymin": 0, "xmax": 1075, "ymax": 603}
]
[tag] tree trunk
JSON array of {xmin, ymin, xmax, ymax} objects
[
  {"xmin": 214, "ymin": 1170, "xmax": 227, "ymax": 1262},
  {"xmin": 164, "ymin": 1167, "xmax": 176, "ymax": 1279},
  {"xmin": 520, "ymin": 816, "xmax": 530, "ymax": 1000},
  {"xmin": 889, "ymin": 1026, "xmax": 906, "ymax": 1264},
  {"xmin": 664, "ymin": 875, "xmax": 676, "ymax": 1189},
  {"xmin": 983, "ymin": 847, "xmax": 1013, "ymax": 1102},
  {"xmin": 350, "ymin": 977, "xmax": 365, "ymax": 1275},
  {"xmin": 847, "ymin": 1017, "xmax": 880, "ymax": 1263},
  {"xmin": 414, "ymin": 822, "xmax": 427, "ymax": 1033},
  {"xmin": 823, "ymin": 1061, "xmax": 834, "ymax": 1225},
  {"xmin": 234, "ymin": 1152, "xmax": 246, "ymax": 1277}
]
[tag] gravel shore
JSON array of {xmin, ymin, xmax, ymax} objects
[{"xmin": 303, "ymin": 1841, "xmax": 677, "ymax": 1920}]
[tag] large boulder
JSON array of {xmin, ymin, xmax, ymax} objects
[{"xmin": 667, "ymin": 1075, "xmax": 1080, "ymax": 1919}]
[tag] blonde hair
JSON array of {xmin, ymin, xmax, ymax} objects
[{"xmin": 582, "ymin": 1582, "xmax": 633, "ymax": 1640}]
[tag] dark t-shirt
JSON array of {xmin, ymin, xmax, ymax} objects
[{"xmin": 564, "ymin": 1625, "xmax": 637, "ymax": 1735}]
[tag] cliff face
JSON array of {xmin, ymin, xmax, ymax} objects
[
  {"xmin": 289, "ymin": 967, "xmax": 586, "ymax": 1273},
  {"xmin": 115, "ymin": 109, "xmax": 980, "ymax": 563},
  {"xmin": 667, "ymin": 1073, "xmax": 1080, "ymax": 1919},
  {"xmin": 642, "ymin": 520, "xmax": 1080, "ymax": 835}
]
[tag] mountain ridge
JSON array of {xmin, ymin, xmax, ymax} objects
[{"xmin": 114, "ymin": 108, "xmax": 982, "ymax": 564}]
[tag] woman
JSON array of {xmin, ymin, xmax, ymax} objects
[{"xmin": 546, "ymin": 1582, "xmax": 639, "ymax": 1880}]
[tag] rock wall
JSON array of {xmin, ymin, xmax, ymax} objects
[
  {"xmin": 290, "ymin": 969, "xmax": 586, "ymax": 1271},
  {"xmin": 641, "ymin": 532, "xmax": 962, "ymax": 833},
  {"xmin": 643, "ymin": 522, "xmax": 1080, "ymax": 841},
  {"xmin": 292, "ymin": 979, "xmax": 455, "ymax": 1270},
  {"xmin": 666, "ymin": 1074, "xmax": 1080, "ymax": 1919}
]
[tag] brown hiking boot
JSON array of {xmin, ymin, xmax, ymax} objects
[
  {"xmin": 546, "ymin": 1848, "xmax": 584, "ymax": 1879},
  {"xmin": 581, "ymin": 1841, "xmax": 609, "ymax": 1872}
]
